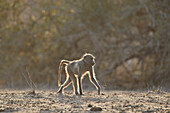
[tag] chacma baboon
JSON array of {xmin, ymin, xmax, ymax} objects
[{"xmin": 57, "ymin": 53, "xmax": 101, "ymax": 95}]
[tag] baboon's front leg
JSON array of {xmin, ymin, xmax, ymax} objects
[
  {"xmin": 90, "ymin": 76, "xmax": 100, "ymax": 95},
  {"xmin": 89, "ymin": 69, "xmax": 101, "ymax": 95}
]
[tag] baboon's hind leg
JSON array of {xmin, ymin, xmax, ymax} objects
[
  {"xmin": 71, "ymin": 76, "xmax": 79, "ymax": 95},
  {"xmin": 57, "ymin": 76, "xmax": 71, "ymax": 94},
  {"xmin": 67, "ymin": 72, "xmax": 78, "ymax": 95}
]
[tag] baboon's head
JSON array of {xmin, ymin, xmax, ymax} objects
[{"xmin": 83, "ymin": 53, "xmax": 95, "ymax": 66}]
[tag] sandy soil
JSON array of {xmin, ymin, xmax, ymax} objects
[{"xmin": 0, "ymin": 89, "xmax": 169, "ymax": 113}]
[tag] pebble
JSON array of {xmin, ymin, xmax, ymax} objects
[
  {"xmin": 90, "ymin": 107, "xmax": 102, "ymax": 111},
  {"xmin": 88, "ymin": 104, "xmax": 92, "ymax": 107}
]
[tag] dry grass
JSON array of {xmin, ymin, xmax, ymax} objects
[{"xmin": 0, "ymin": 90, "xmax": 169, "ymax": 112}]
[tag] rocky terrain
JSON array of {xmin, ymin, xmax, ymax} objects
[{"xmin": 0, "ymin": 90, "xmax": 169, "ymax": 112}]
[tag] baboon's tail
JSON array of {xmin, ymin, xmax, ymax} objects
[{"xmin": 58, "ymin": 60, "xmax": 70, "ymax": 87}]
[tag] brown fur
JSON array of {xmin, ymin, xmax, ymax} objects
[{"xmin": 57, "ymin": 53, "xmax": 101, "ymax": 95}]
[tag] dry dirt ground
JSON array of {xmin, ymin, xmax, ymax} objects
[{"xmin": 0, "ymin": 89, "xmax": 169, "ymax": 113}]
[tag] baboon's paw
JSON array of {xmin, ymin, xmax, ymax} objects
[
  {"xmin": 57, "ymin": 91, "xmax": 63, "ymax": 94},
  {"xmin": 80, "ymin": 93, "xmax": 84, "ymax": 96}
]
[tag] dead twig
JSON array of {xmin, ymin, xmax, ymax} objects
[{"xmin": 21, "ymin": 67, "xmax": 36, "ymax": 94}]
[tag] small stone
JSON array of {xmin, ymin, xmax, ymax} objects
[
  {"xmin": 88, "ymin": 104, "xmax": 92, "ymax": 107},
  {"xmin": 90, "ymin": 107, "xmax": 102, "ymax": 111},
  {"xmin": 72, "ymin": 105, "xmax": 82, "ymax": 108},
  {"xmin": 0, "ymin": 108, "xmax": 5, "ymax": 112},
  {"xmin": 28, "ymin": 90, "xmax": 35, "ymax": 95}
]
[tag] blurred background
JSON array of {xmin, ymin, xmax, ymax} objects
[{"xmin": 0, "ymin": 0, "xmax": 169, "ymax": 90}]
